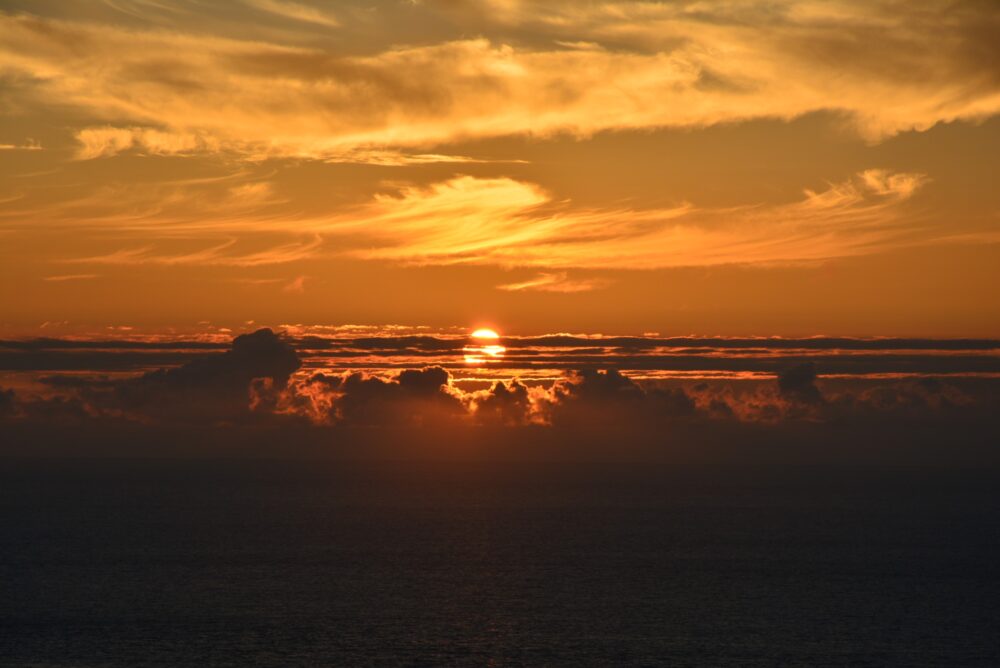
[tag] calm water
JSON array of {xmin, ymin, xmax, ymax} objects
[{"xmin": 1, "ymin": 458, "xmax": 998, "ymax": 666}]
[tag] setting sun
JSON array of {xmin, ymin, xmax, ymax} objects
[{"xmin": 471, "ymin": 328, "xmax": 500, "ymax": 340}]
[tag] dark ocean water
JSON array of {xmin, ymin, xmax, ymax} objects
[{"xmin": 1, "ymin": 458, "xmax": 998, "ymax": 667}]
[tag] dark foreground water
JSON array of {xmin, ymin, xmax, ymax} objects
[{"xmin": 1, "ymin": 458, "xmax": 998, "ymax": 666}]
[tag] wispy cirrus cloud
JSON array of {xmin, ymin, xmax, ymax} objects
[
  {"xmin": 19, "ymin": 168, "xmax": 934, "ymax": 270},
  {"xmin": 43, "ymin": 273, "xmax": 98, "ymax": 282},
  {"xmin": 73, "ymin": 126, "xmax": 515, "ymax": 165},
  {"xmin": 243, "ymin": 0, "xmax": 339, "ymax": 28},
  {"xmin": 67, "ymin": 236, "xmax": 321, "ymax": 267},
  {"xmin": 0, "ymin": 140, "xmax": 42, "ymax": 151},
  {"xmin": 496, "ymin": 272, "xmax": 611, "ymax": 293},
  {"xmin": 335, "ymin": 170, "xmax": 932, "ymax": 269}
]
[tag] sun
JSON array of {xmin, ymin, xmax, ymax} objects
[
  {"xmin": 471, "ymin": 328, "xmax": 500, "ymax": 340},
  {"xmin": 465, "ymin": 328, "xmax": 505, "ymax": 365}
]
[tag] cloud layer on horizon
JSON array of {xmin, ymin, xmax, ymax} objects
[{"xmin": 1, "ymin": 330, "xmax": 997, "ymax": 432}]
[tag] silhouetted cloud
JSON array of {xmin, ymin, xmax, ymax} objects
[
  {"xmin": 99, "ymin": 328, "xmax": 300, "ymax": 423},
  {"xmin": 777, "ymin": 363, "xmax": 823, "ymax": 404},
  {"xmin": 2, "ymin": 331, "xmax": 999, "ymax": 436},
  {"xmin": 540, "ymin": 369, "xmax": 696, "ymax": 428},
  {"xmin": 473, "ymin": 379, "xmax": 531, "ymax": 426},
  {"xmin": 823, "ymin": 378, "xmax": 989, "ymax": 421},
  {"xmin": 332, "ymin": 366, "xmax": 466, "ymax": 426},
  {"xmin": 136, "ymin": 328, "xmax": 299, "ymax": 389},
  {"xmin": 0, "ymin": 387, "xmax": 15, "ymax": 417}
]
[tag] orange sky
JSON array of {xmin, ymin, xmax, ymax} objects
[{"xmin": 1, "ymin": 0, "xmax": 998, "ymax": 337}]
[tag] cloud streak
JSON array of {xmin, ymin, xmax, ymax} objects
[
  {"xmin": 43, "ymin": 273, "xmax": 98, "ymax": 282},
  {"xmin": 66, "ymin": 236, "xmax": 322, "ymax": 267},
  {"xmin": 496, "ymin": 272, "xmax": 611, "ymax": 293}
]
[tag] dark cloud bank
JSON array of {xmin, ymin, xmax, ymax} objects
[{"xmin": 1, "ymin": 329, "xmax": 998, "ymax": 464}]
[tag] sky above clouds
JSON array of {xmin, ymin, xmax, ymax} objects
[{"xmin": 1, "ymin": 0, "xmax": 998, "ymax": 336}]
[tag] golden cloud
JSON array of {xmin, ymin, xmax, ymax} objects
[
  {"xmin": 1, "ymin": 1, "xmax": 996, "ymax": 161},
  {"xmin": 339, "ymin": 171, "xmax": 930, "ymax": 268},
  {"xmin": 17, "ymin": 166, "xmax": 935, "ymax": 269}
]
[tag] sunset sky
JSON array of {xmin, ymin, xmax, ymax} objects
[
  {"xmin": 1, "ymin": 0, "xmax": 997, "ymax": 337},
  {"xmin": 5, "ymin": 7, "xmax": 1000, "ymax": 666}
]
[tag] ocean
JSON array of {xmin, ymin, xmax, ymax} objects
[{"xmin": 2, "ymin": 458, "xmax": 998, "ymax": 666}]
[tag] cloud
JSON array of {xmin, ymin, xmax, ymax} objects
[
  {"xmin": 4, "ymin": 0, "xmax": 971, "ymax": 277},
  {"xmin": 323, "ymin": 366, "xmax": 467, "ymax": 426},
  {"xmin": 0, "ymin": 169, "xmax": 291, "ymax": 238},
  {"xmin": 824, "ymin": 378, "xmax": 981, "ymax": 420},
  {"xmin": 254, "ymin": 362, "xmax": 1000, "ymax": 431},
  {"xmin": 0, "ymin": 139, "xmax": 42, "ymax": 151},
  {"xmin": 0, "ymin": 1, "xmax": 996, "ymax": 164},
  {"xmin": 250, "ymin": 365, "xmax": 473, "ymax": 426},
  {"xmin": 6, "ymin": 332, "xmax": 999, "ymax": 378},
  {"xmin": 141, "ymin": 327, "xmax": 298, "ymax": 385},
  {"xmin": 282, "ymin": 275, "xmax": 307, "ymax": 293},
  {"xmin": 0, "ymin": 387, "xmax": 15, "ymax": 417},
  {"xmin": 67, "ymin": 236, "xmax": 322, "ymax": 267},
  {"xmin": 243, "ymin": 0, "xmax": 339, "ymax": 28},
  {"xmin": 472, "ymin": 379, "xmax": 532, "ymax": 426},
  {"xmin": 496, "ymin": 272, "xmax": 610, "ymax": 293},
  {"xmin": 75, "ymin": 127, "xmax": 136, "ymax": 160},
  {"xmin": 337, "ymin": 171, "xmax": 930, "ymax": 268},
  {"xmin": 321, "ymin": 150, "xmax": 528, "ymax": 167},
  {"xmin": 777, "ymin": 363, "xmax": 823, "ymax": 404},
  {"xmin": 859, "ymin": 169, "xmax": 929, "ymax": 199},
  {"xmin": 73, "ymin": 130, "xmax": 518, "ymax": 164},
  {"xmin": 43, "ymin": 273, "xmax": 98, "ymax": 282},
  {"xmin": 4, "ymin": 329, "xmax": 999, "ymax": 432},
  {"xmin": 540, "ymin": 368, "xmax": 696, "ymax": 427},
  {"xmin": 75, "ymin": 126, "xmax": 221, "ymax": 159},
  {"xmin": 99, "ymin": 327, "xmax": 302, "ymax": 423}
]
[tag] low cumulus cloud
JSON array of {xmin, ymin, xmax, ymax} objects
[
  {"xmin": 776, "ymin": 363, "xmax": 823, "ymax": 404},
  {"xmin": 471, "ymin": 379, "xmax": 532, "ymax": 426},
  {"xmin": 249, "ymin": 361, "xmax": 999, "ymax": 431},
  {"xmin": 117, "ymin": 327, "xmax": 300, "ymax": 422},
  {"xmin": 19, "ymin": 328, "xmax": 304, "ymax": 424},
  {"xmin": 540, "ymin": 369, "xmax": 697, "ymax": 428}
]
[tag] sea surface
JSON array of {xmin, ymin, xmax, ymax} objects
[{"xmin": 1, "ymin": 458, "xmax": 998, "ymax": 666}]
